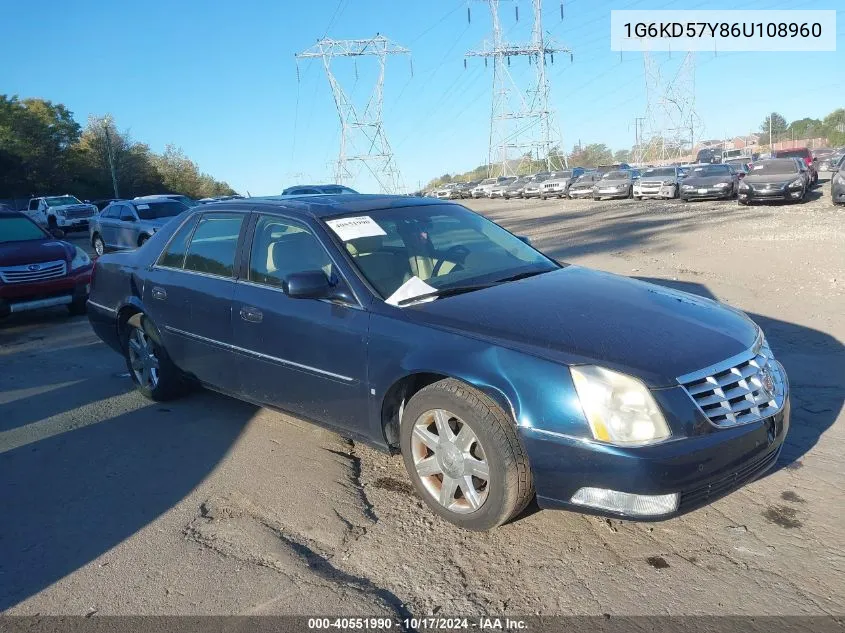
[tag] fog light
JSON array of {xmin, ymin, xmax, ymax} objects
[{"xmin": 570, "ymin": 487, "xmax": 679, "ymax": 517}]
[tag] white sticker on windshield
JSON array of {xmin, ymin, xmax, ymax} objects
[
  {"xmin": 385, "ymin": 276, "xmax": 437, "ymax": 307},
  {"xmin": 326, "ymin": 216, "xmax": 387, "ymax": 241},
  {"xmin": 136, "ymin": 204, "xmax": 150, "ymax": 210}
]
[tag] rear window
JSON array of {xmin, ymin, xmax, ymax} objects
[
  {"xmin": 135, "ymin": 201, "xmax": 188, "ymax": 220},
  {"xmin": 774, "ymin": 149, "xmax": 810, "ymax": 159}
]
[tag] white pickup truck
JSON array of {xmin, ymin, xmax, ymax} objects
[{"xmin": 24, "ymin": 195, "xmax": 98, "ymax": 231}]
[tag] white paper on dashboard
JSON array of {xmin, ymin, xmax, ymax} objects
[
  {"xmin": 325, "ymin": 216, "xmax": 387, "ymax": 241},
  {"xmin": 385, "ymin": 276, "xmax": 437, "ymax": 307}
]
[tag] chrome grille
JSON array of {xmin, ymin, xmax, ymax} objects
[
  {"xmin": 678, "ymin": 338, "xmax": 787, "ymax": 427},
  {"xmin": 64, "ymin": 207, "xmax": 94, "ymax": 219},
  {"xmin": 0, "ymin": 260, "xmax": 68, "ymax": 284}
]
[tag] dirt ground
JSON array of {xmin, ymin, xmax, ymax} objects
[{"xmin": 1, "ymin": 179, "xmax": 843, "ymax": 617}]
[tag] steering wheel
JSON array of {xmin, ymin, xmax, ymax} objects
[{"xmin": 432, "ymin": 245, "xmax": 470, "ymax": 277}]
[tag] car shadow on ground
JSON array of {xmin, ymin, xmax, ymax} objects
[
  {"xmin": 0, "ymin": 318, "xmax": 256, "ymax": 611},
  {"xmin": 635, "ymin": 277, "xmax": 844, "ymax": 474}
]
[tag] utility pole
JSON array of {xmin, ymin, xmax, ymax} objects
[
  {"xmin": 769, "ymin": 113, "xmax": 773, "ymax": 150},
  {"xmin": 296, "ymin": 35, "xmax": 410, "ymax": 193},
  {"xmin": 103, "ymin": 125, "xmax": 119, "ymax": 198},
  {"xmin": 466, "ymin": 0, "xmax": 571, "ymax": 177}
]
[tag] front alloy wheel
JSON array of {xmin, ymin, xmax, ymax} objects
[
  {"xmin": 93, "ymin": 234, "xmax": 105, "ymax": 256},
  {"xmin": 411, "ymin": 409, "xmax": 490, "ymax": 513},
  {"xmin": 400, "ymin": 378, "xmax": 534, "ymax": 530}
]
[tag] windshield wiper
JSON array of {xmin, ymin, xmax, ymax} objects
[
  {"xmin": 494, "ymin": 269, "xmax": 551, "ymax": 284},
  {"xmin": 396, "ymin": 283, "xmax": 496, "ymax": 306}
]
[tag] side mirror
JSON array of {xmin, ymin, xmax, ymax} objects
[
  {"xmin": 285, "ymin": 270, "xmax": 332, "ymax": 299},
  {"xmin": 49, "ymin": 227, "xmax": 66, "ymax": 239},
  {"xmin": 517, "ymin": 235, "xmax": 532, "ymax": 245}
]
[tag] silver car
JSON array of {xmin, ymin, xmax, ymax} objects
[
  {"xmin": 89, "ymin": 198, "xmax": 188, "ymax": 256},
  {"xmin": 633, "ymin": 166, "xmax": 684, "ymax": 199}
]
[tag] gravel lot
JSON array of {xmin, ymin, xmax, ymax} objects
[{"xmin": 1, "ymin": 180, "xmax": 843, "ymax": 617}]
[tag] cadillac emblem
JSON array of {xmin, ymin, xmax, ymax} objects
[{"xmin": 761, "ymin": 366, "xmax": 775, "ymax": 397}]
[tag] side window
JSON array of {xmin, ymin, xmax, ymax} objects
[
  {"xmin": 248, "ymin": 215, "xmax": 332, "ymax": 287},
  {"xmin": 183, "ymin": 213, "xmax": 245, "ymax": 278},
  {"xmin": 28, "ymin": 199, "xmax": 38, "ymax": 211},
  {"xmin": 120, "ymin": 205, "xmax": 137, "ymax": 221},
  {"xmin": 157, "ymin": 215, "xmax": 200, "ymax": 269},
  {"xmin": 102, "ymin": 204, "xmax": 119, "ymax": 219}
]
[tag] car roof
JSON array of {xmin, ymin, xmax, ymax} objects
[{"xmin": 201, "ymin": 194, "xmax": 448, "ymax": 220}]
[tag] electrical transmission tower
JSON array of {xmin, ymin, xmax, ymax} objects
[
  {"xmin": 466, "ymin": 0, "xmax": 571, "ymax": 177},
  {"xmin": 296, "ymin": 35, "xmax": 410, "ymax": 193},
  {"xmin": 639, "ymin": 51, "xmax": 700, "ymax": 163}
]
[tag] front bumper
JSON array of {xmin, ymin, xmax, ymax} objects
[
  {"xmin": 738, "ymin": 186, "xmax": 803, "ymax": 203},
  {"xmin": 0, "ymin": 266, "xmax": 92, "ymax": 316},
  {"xmin": 593, "ymin": 187, "xmax": 629, "ymax": 199},
  {"xmin": 522, "ymin": 190, "xmax": 542, "ymax": 198},
  {"xmin": 635, "ymin": 183, "xmax": 677, "ymax": 198},
  {"xmin": 521, "ymin": 397, "xmax": 790, "ymax": 520},
  {"xmin": 681, "ymin": 186, "xmax": 733, "ymax": 200},
  {"xmin": 568, "ymin": 188, "xmax": 593, "ymax": 198},
  {"xmin": 55, "ymin": 216, "xmax": 93, "ymax": 229}
]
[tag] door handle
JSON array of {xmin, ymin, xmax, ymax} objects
[
  {"xmin": 151, "ymin": 287, "xmax": 167, "ymax": 301},
  {"xmin": 240, "ymin": 306, "xmax": 263, "ymax": 323}
]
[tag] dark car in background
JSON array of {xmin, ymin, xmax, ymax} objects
[
  {"xmin": 567, "ymin": 172, "xmax": 600, "ymax": 198},
  {"xmin": 831, "ymin": 161, "xmax": 845, "ymax": 205},
  {"xmin": 680, "ymin": 164, "xmax": 739, "ymax": 201},
  {"xmin": 738, "ymin": 159, "xmax": 807, "ymax": 205},
  {"xmin": 771, "ymin": 147, "xmax": 818, "ymax": 185},
  {"xmin": 503, "ymin": 176, "xmax": 533, "ymax": 199},
  {"xmin": 282, "ymin": 184, "xmax": 358, "ymax": 195},
  {"xmin": 818, "ymin": 151, "xmax": 845, "ymax": 173},
  {"xmin": 0, "ymin": 209, "xmax": 93, "ymax": 317},
  {"xmin": 593, "ymin": 169, "xmax": 638, "ymax": 200},
  {"xmin": 87, "ymin": 195, "xmax": 788, "ymax": 531},
  {"xmin": 695, "ymin": 148, "xmax": 722, "ymax": 164},
  {"xmin": 89, "ymin": 198, "xmax": 189, "ymax": 255},
  {"xmin": 456, "ymin": 181, "xmax": 480, "ymax": 199}
]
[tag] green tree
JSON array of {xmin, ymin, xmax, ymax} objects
[
  {"xmin": 760, "ymin": 112, "xmax": 788, "ymax": 144},
  {"xmin": 569, "ymin": 143, "xmax": 613, "ymax": 168},
  {"xmin": 822, "ymin": 108, "xmax": 845, "ymax": 146},
  {"xmin": 787, "ymin": 117, "xmax": 822, "ymax": 141},
  {"xmin": 614, "ymin": 149, "xmax": 632, "ymax": 163}
]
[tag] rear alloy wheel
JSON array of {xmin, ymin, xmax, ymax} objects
[
  {"xmin": 123, "ymin": 315, "xmax": 186, "ymax": 401},
  {"xmin": 401, "ymin": 379, "xmax": 533, "ymax": 530},
  {"xmin": 92, "ymin": 234, "xmax": 105, "ymax": 256}
]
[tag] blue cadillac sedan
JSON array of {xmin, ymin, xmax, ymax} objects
[{"xmin": 87, "ymin": 195, "xmax": 789, "ymax": 530}]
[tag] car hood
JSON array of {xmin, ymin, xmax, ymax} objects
[
  {"xmin": 743, "ymin": 174, "xmax": 796, "ymax": 185},
  {"xmin": 0, "ymin": 239, "xmax": 73, "ymax": 267},
  {"xmin": 51, "ymin": 203, "xmax": 95, "ymax": 212},
  {"xmin": 407, "ymin": 267, "xmax": 759, "ymax": 387},
  {"xmin": 683, "ymin": 175, "xmax": 733, "ymax": 185}
]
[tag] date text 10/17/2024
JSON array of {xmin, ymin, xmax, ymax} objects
[{"xmin": 307, "ymin": 617, "xmax": 528, "ymax": 630}]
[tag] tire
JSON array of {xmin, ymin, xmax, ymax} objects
[
  {"xmin": 681, "ymin": 196, "xmax": 689, "ymax": 203},
  {"xmin": 400, "ymin": 378, "xmax": 534, "ymax": 531},
  {"xmin": 673, "ymin": 185, "xmax": 680, "ymax": 199},
  {"xmin": 738, "ymin": 199, "xmax": 750, "ymax": 206},
  {"xmin": 628, "ymin": 187, "xmax": 633, "ymax": 198},
  {"xmin": 634, "ymin": 196, "xmax": 641, "ymax": 200},
  {"xmin": 123, "ymin": 314, "xmax": 187, "ymax": 401},
  {"xmin": 92, "ymin": 233, "xmax": 105, "ymax": 256},
  {"xmin": 47, "ymin": 216, "xmax": 58, "ymax": 230},
  {"xmin": 68, "ymin": 297, "xmax": 87, "ymax": 316}
]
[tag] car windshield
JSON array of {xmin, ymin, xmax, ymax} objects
[
  {"xmin": 0, "ymin": 217, "xmax": 48, "ymax": 242},
  {"xmin": 750, "ymin": 160, "xmax": 799, "ymax": 175},
  {"xmin": 602, "ymin": 171, "xmax": 629, "ymax": 180},
  {"xmin": 531, "ymin": 175, "xmax": 549, "ymax": 183},
  {"xmin": 45, "ymin": 196, "xmax": 82, "ymax": 207},
  {"xmin": 574, "ymin": 174, "xmax": 595, "ymax": 183},
  {"xmin": 691, "ymin": 165, "xmax": 730, "ymax": 176},
  {"xmin": 556, "ymin": 170, "xmax": 573, "ymax": 179},
  {"xmin": 135, "ymin": 201, "xmax": 188, "ymax": 220},
  {"xmin": 327, "ymin": 205, "xmax": 558, "ymax": 302},
  {"xmin": 642, "ymin": 168, "xmax": 676, "ymax": 177}
]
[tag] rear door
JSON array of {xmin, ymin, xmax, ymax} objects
[
  {"xmin": 117, "ymin": 204, "xmax": 142, "ymax": 249},
  {"xmin": 231, "ymin": 213, "xmax": 370, "ymax": 432},
  {"xmin": 143, "ymin": 211, "xmax": 248, "ymax": 392},
  {"xmin": 98, "ymin": 204, "xmax": 122, "ymax": 247}
]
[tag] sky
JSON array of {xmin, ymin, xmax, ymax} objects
[{"xmin": 1, "ymin": 0, "xmax": 843, "ymax": 195}]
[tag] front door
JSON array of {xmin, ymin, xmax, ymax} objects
[
  {"xmin": 232, "ymin": 213, "xmax": 370, "ymax": 432},
  {"xmin": 116, "ymin": 205, "xmax": 141, "ymax": 249},
  {"xmin": 144, "ymin": 211, "xmax": 247, "ymax": 392},
  {"xmin": 98, "ymin": 204, "xmax": 123, "ymax": 248}
]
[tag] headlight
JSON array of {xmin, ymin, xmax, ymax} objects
[
  {"xmin": 834, "ymin": 172, "xmax": 844, "ymax": 184},
  {"xmin": 739, "ymin": 182, "xmax": 750, "ymax": 191},
  {"xmin": 71, "ymin": 246, "xmax": 91, "ymax": 270},
  {"xmin": 715, "ymin": 182, "xmax": 729, "ymax": 188},
  {"xmin": 681, "ymin": 184, "xmax": 694, "ymax": 190},
  {"xmin": 570, "ymin": 365, "xmax": 671, "ymax": 446},
  {"xmin": 57, "ymin": 209, "xmax": 67, "ymax": 216},
  {"xmin": 663, "ymin": 180, "xmax": 675, "ymax": 186},
  {"xmin": 789, "ymin": 179, "xmax": 803, "ymax": 188}
]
